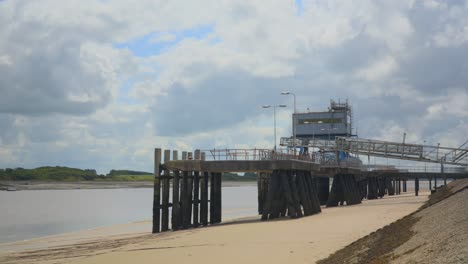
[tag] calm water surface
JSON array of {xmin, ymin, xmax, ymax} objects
[{"xmin": 0, "ymin": 185, "xmax": 258, "ymax": 244}]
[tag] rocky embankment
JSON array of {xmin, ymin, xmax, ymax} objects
[{"xmin": 318, "ymin": 178, "xmax": 468, "ymax": 264}]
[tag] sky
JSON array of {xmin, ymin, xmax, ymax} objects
[{"xmin": 0, "ymin": 0, "xmax": 467, "ymax": 174}]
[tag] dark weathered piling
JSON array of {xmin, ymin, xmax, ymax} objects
[
  {"xmin": 187, "ymin": 152, "xmax": 194, "ymax": 226},
  {"xmin": 209, "ymin": 172, "xmax": 222, "ymax": 224},
  {"xmin": 367, "ymin": 177, "xmax": 378, "ymax": 199},
  {"xmin": 296, "ymin": 171, "xmax": 312, "ymax": 216},
  {"xmin": 358, "ymin": 179, "xmax": 368, "ymax": 199},
  {"xmin": 216, "ymin": 172, "xmax": 222, "ymax": 222},
  {"xmin": 317, "ymin": 177, "xmax": 330, "ymax": 205},
  {"xmin": 403, "ymin": 179, "xmax": 407, "ymax": 192},
  {"xmin": 415, "ymin": 177, "xmax": 419, "ymax": 196},
  {"xmin": 193, "ymin": 150, "xmax": 201, "ymax": 228},
  {"xmin": 181, "ymin": 151, "xmax": 189, "ymax": 229},
  {"xmin": 377, "ymin": 176, "xmax": 386, "ymax": 198},
  {"xmin": 200, "ymin": 152, "xmax": 209, "ymax": 226},
  {"xmin": 171, "ymin": 150, "xmax": 181, "ymax": 230},
  {"xmin": 263, "ymin": 171, "xmax": 280, "ymax": 220},
  {"xmin": 152, "ymin": 148, "xmax": 162, "ymax": 233},
  {"xmin": 327, "ymin": 174, "xmax": 362, "ymax": 207},
  {"xmin": 209, "ymin": 172, "xmax": 217, "ymax": 224},
  {"xmin": 161, "ymin": 149, "xmax": 171, "ymax": 232},
  {"xmin": 281, "ymin": 170, "xmax": 298, "ymax": 218},
  {"xmin": 305, "ymin": 172, "xmax": 322, "ymax": 214},
  {"xmin": 201, "ymin": 171, "xmax": 209, "ymax": 226},
  {"xmin": 386, "ymin": 176, "xmax": 395, "ymax": 195}
]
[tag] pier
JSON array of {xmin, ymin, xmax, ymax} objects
[{"xmin": 152, "ymin": 146, "xmax": 468, "ymax": 233}]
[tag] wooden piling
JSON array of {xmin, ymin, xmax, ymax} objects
[
  {"xmin": 377, "ymin": 176, "xmax": 386, "ymax": 198},
  {"xmin": 187, "ymin": 152, "xmax": 194, "ymax": 226},
  {"xmin": 262, "ymin": 171, "xmax": 279, "ymax": 220},
  {"xmin": 181, "ymin": 151, "xmax": 189, "ymax": 229},
  {"xmin": 201, "ymin": 172, "xmax": 209, "ymax": 226},
  {"xmin": 415, "ymin": 177, "xmax": 419, "ymax": 196},
  {"xmin": 258, "ymin": 173, "xmax": 263, "ymax": 214},
  {"xmin": 386, "ymin": 176, "xmax": 395, "ymax": 195},
  {"xmin": 152, "ymin": 148, "xmax": 162, "ymax": 233},
  {"xmin": 193, "ymin": 150, "xmax": 201, "ymax": 228},
  {"xmin": 317, "ymin": 177, "xmax": 330, "ymax": 205},
  {"xmin": 327, "ymin": 174, "xmax": 361, "ymax": 207},
  {"xmin": 210, "ymin": 172, "xmax": 216, "ymax": 224},
  {"xmin": 200, "ymin": 153, "xmax": 209, "ymax": 226},
  {"xmin": 171, "ymin": 151, "xmax": 180, "ymax": 230},
  {"xmin": 367, "ymin": 177, "xmax": 378, "ymax": 199},
  {"xmin": 216, "ymin": 172, "xmax": 222, "ymax": 222},
  {"xmin": 403, "ymin": 178, "xmax": 407, "ymax": 192},
  {"xmin": 209, "ymin": 172, "xmax": 222, "ymax": 224},
  {"xmin": 161, "ymin": 149, "xmax": 171, "ymax": 232},
  {"xmin": 305, "ymin": 172, "xmax": 321, "ymax": 214},
  {"xmin": 281, "ymin": 170, "xmax": 298, "ymax": 218}
]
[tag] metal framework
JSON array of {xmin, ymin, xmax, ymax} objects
[{"xmin": 280, "ymin": 136, "xmax": 468, "ymax": 166}]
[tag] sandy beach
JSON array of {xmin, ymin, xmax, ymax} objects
[{"xmin": 0, "ymin": 190, "xmax": 429, "ymax": 264}]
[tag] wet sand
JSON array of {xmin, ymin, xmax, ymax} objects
[
  {"xmin": 0, "ymin": 190, "xmax": 429, "ymax": 264},
  {"xmin": 0, "ymin": 181, "xmax": 255, "ymax": 191}
]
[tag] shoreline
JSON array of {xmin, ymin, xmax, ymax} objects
[
  {"xmin": 0, "ymin": 180, "xmax": 256, "ymax": 191},
  {"xmin": 0, "ymin": 190, "xmax": 430, "ymax": 264}
]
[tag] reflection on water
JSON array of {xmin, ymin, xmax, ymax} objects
[{"xmin": 0, "ymin": 185, "xmax": 258, "ymax": 244}]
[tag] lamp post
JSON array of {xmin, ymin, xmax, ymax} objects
[
  {"xmin": 263, "ymin": 104, "xmax": 287, "ymax": 150},
  {"xmin": 281, "ymin": 92, "xmax": 296, "ymax": 155}
]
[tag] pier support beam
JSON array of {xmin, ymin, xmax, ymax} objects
[
  {"xmin": 261, "ymin": 170, "xmax": 321, "ymax": 220},
  {"xmin": 161, "ymin": 150, "xmax": 171, "ymax": 232},
  {"xmin": 367, "ymin": 177, "xmax": 378, "ymax": 199},
  {"xmin": 386, "ymin": 176, "xmax": 395, "ymax": 196},
  {"xmin": 152, "ymin": 148, "xmax": 162, "ymax": 233},
  {"xmin": 415, "ymin": 178, "xmax": 419, "ymax": 196},
  {"xmin": 257, "ymin": 173, "xmax": 270, "ymax": 215},
  {"xmin": 172, "ymin": 151, "xmax": 181, "ymax": 230},
  {"xmin": 317, "ymin": 177, "xmax": 330, "ymax": 205},
  {"xmin": 327, "ymin": 174, "xmax": 362, "ymax": 207}
]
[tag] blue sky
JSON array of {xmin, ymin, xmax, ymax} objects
[{"xmin": 114, "ymin": 24, "xmax": 216, "ymax": 57}]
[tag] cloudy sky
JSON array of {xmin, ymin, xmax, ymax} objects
[{"xmin": 1, "ymin": 0, "xmax": 467, "ymax": 173}]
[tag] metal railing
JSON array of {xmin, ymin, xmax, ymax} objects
[
  {"xmin": 362, "ymin": 165, "xmax": 468, "ymax": 174},
  {"xmin": 200, "ymin": 148, "xmax": 322, "ymax": 163}
]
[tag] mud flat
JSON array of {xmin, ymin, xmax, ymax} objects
[
  {"xmin": 318, "ymin": 178, "xmax": 468, "ymax": 264},
  {"xmin": 0, "ymin": 189, "xmax": 429, "ymax": 264},
  {"xmin": 0, "ymin": 181, "xmax": 255, "ymax": 191}
]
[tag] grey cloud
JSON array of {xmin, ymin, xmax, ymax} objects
[
  {"xmin": 0, "ymin": 1, "xmax": 133, "ymax": 116},
  {"xmin": 152, "ymin": 66, "xmax": 292, "ymax": 136}
]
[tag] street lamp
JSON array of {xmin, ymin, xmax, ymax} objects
[
  {"xmin": 281, "ymin": 92, "xmax": 296, "ymax": 155},
  {"xmin": 263, "ymin": 104, "xmax": 287, "ymax": 150}
]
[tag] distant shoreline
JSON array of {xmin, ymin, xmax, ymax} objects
[{"xmin": 0, "ymin": 180, "xmax": 256, "ymax": 191}]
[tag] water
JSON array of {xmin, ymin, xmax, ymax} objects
[{"xmin": 0, "ymin": 185, "xmax": 258, "ymax": 244}]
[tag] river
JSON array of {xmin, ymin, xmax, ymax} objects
[{"xmin": 0, "ymin": 184, "xmax": 258, "ymax": 244}]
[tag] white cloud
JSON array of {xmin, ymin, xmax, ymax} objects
[{"xmin": 1, "ymin": 0, "xmax": 467, "ymax": 172}]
